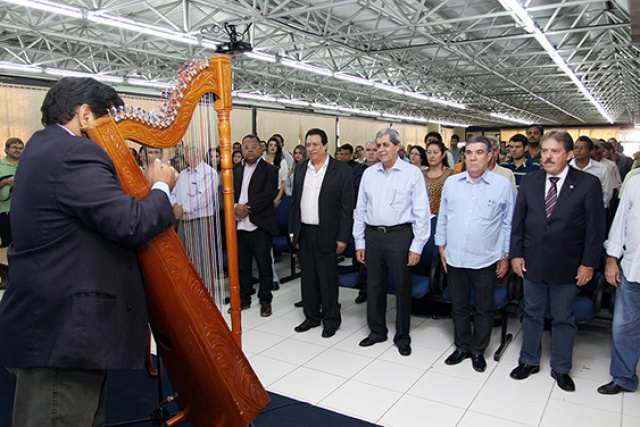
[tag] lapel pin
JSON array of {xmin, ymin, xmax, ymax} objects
[{"xmin": 570, "ymin": 185, "xmax": 574, "ymax": 189}]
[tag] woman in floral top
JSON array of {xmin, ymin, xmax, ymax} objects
[{"xmin": 422, "ymin": 139, "xmax": 457, "ymax": 215}]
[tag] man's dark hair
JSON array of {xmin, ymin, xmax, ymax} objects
[
  {"xmin": 451, "ymin": 134, "xmax": 460, "ymax": 142},
  {"xmin": 5, "ymin": 137, "xmax": 24, "ymax": 150},
  {"xmin": 575, "ymin": 135, "xmax": 594, "ymax": 151},
  {"xmin": 424, "ymin": 131, "xmax": 442, "ymax": 143},
  {"xmin": 41, "ymin": 77, "xmax": 124, "ymax": 126},
  {"xmin": 601, "ymin": 141, "xmax": 615, "ymax": 152},
  {"xmin": 542, "ymin": 130, "xmax": 573, "ymax": 153},
  {"xmin": 242, "ymin": 134, "xmax": 260, "ymax": 143},
  {"xmin": 467, "ymin": 135, "xmax": 492, "ymax": 153},
  {"xmin": 526, "ymin": 124, "xmax": 544, "ymax": 135},
  {"xmin": 340, "ymin": 143, "xmax": 354, "ymax": 154},
  {"xmin": 305, "ymin": 128, "xmax": 328, "ymax": 145},
  {"xmin": 509, "ymin": 134, "xmax": 528, "ymax": 147}
]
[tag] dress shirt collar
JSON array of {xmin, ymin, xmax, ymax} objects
[
  {"xmin": 57, "ymin": 124, "xmax": 76, "ymax": 136},
  {"xmin": 460, "ymin": 168, "xmax": 493, "ymax": 185},
  {"xmin": 242, "ymin": 157, "xmax": 261, "ymax": 168},
  {"xmin": 546, "ymin": 165, "xmax": 570, "ymax": 181},
  {"xmin": 375, "ymin": 157, "xmax": 404, "ymax": 174},
  {"xmin": 307, "ymin": 153, "xmax": 330, "ymax": 172}
]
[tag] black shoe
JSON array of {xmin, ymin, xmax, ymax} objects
[
  {"xmin": 355, "ymin": 292, "xmax": 367, "ymax": 304},
  {"xmin": 597, "ymin": 381, "xmax": 632, "ymax": 395},
  {"xmin": 471, "ymin": 354, "xmax": 486, "ymax": 372},
  {"xmin": 444, "ymin": 350, "xmax": 470, "ymax": 366},
  {"xmin": 294, "ymin": 321, "xmax": 320, "ymax": 333},
  {"xmin": 510, "ymin": 363, "xmax": 540, "ymax": 380},
  {"xmin": 321, "ymin": 328, "xmax": 336, "ymax": 338},
  {"xmin": 260, "ymin": 301, "xmax": 272, "ymax": 317},
  {"xmin": 359, "ymin": 336, "xmax": 386, "ymax": 347},
  {"xmin": 272, "ymin": 281, "xmax": 280, "ymax": 291},
  {"xmin": 551, "ymin": 370, "xmax": 575, "ymax": 392},
  {"xmin": 398, "ymin": 343, "xmax": 411, "ymax": 356},
  {"xmin": 294, "ymin": 300, "xmax": 303, "ymax": 308}
]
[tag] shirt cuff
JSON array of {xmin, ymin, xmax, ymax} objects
[{"xmin": 151, "ymin": 182, "xmax": 171, "ymax": 200}]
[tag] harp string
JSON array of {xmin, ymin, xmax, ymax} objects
[{"xmin": 172, "ymin": 93, "xmax": 226, "ymax": 308}]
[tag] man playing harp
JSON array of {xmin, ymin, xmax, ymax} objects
[{"xmin": 0, "ymin": 77, "xmax": 178, "ymax": 426}]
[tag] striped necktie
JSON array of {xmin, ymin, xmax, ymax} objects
[{"xmin": 545, "ymin": 177, "xmax": 560, "ymax": 218}]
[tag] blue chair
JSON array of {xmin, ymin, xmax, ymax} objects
[
  {"xmin": 338, "ymin": 237, "xmax": 366, "ymax": 288},
  {"xmin": 271, "ymin": 195, "xmax": 300, "ymax": 283}
]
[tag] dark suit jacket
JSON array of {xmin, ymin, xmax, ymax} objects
[
  {"xmin": 289, "ymin": 156, "xmax": 354, "ymax": 253},
  {"xmin": 0, "ymin": 125, "xmax": 175, "ymax": 370},
  {"xmin": 510, "ymin": 167, "xmax": 605, "ymax": 284},
  {"xmin": 232, "ymin": 159, "xmax": 278, "ymax": 235}
]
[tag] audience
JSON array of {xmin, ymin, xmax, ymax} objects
[
  {"xmin": 487, "ymin": 136, "xmax": 516, "ymax": 190},
  {"xmin": 500, "ymin": 134, "xmax": 539, "ymax": 189},
  {"xmin": 263, "ymin": 136, "xmax": 289, "ymax": 209}
]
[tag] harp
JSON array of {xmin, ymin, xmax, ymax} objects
[{"xmin": 83, "ymin": 56, "xmax": 269, "ymax": 427}]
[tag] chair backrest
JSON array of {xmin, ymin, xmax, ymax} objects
[
  {"xmin": 418, "ymin": 216, "xmax": 440, "ymax": 267},
  {"xmin": 276, "ymin": 195, "xmax": 292, "ymax": 236}
]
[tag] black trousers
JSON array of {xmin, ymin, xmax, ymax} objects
[
  {"xmin": 0, "ymin": 213, "xmax": 11, "ymax": 248},
  {"xmin": 447, "ymin": 264, "xmax": 497, "ymax": 355},
  {"xmin": 299, "ymin": 225, "xmax": 341, "ymax": 330},
  {"xmin": 237, "ymin": 228, "xmax": 273, "ymax": 306},
  {"xmin": 365, "ymin": 225, "xmax": 413, "ymax": 346}
]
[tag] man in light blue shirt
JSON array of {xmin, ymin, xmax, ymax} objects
[
  {"xmin": 435, "ymin": 135, "xmax": 516, "ymax": 372},
  {"xmin": 353, "ymin": 127, "xmax": 430, "ymax": 356}
]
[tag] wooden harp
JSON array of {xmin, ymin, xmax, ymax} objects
[{"xmin": 83, "ymin": 56, "xmax": 269, "ymax": 427}]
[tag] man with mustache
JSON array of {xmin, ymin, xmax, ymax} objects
[{"xmin": 509, "ymin": 130, "xmax": 605, "ymax": 392}]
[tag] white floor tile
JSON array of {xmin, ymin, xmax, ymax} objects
[
  {"xmin": 306, "ymin": 348, "xmax": 374, "ymax": 378},
  {"xmin": 352, "ymin": 359, "xmax": 424, "ymax": 393},
  {"xmin": 540, "ymin": 398, "xmax": 621, "ymax": 427},
  {"xmin": 240, "ymin": 329, "xmax": 285, "ymax": 354},
  {"xmin": 429, "ymin": 350, "xmax": 496, "ymax": 383},
  {"xmin": 485, "ymin": 360, "xmax": 555, "ymax": 398},
  {"xmin": 332, "ymin": 331, "xmax": 395, "ymax": 358},
  {"xmin": 253, "ymin": 315, "xmax": 298, "ymax": 338},
  {"xmin": 269, "ymin": 366, "xmax": 346, "ymax": 403},
  {"xmin": 408, "ymin": 370, "xmax": 484, "ymax": 409},
  {"xmin": 378, "ymin": 343, "xmax": 444, "ymax": 370},
  {"xmin": 623, "ymin": 389, "xmax": 640, "ymax": 418},
  {"xmin": 549, "ymin": 375, "xmax": 623, "ymax": 413},
  {"xmin": 470, "ymin": 384, "xmax": 548, "ymax": 426},
  {"xmin": 457, "ymin": 411, "xmax": 531, "ymax": 427},
  {"xmin": 319, "ymin": 380, "xmax": 402, "ymax": 422},
  {"xmin": 408, "ymin": 318, "xmax": 457, "ymax": 351},
  {"xmin": 622, "ymin": 414, "xmax": 640, "ymax": 427},
  {"xmin": 378, "ymin": 394, "xmax": 464, "ymax": 427},
  {"xmin": 247, "ymin": 354, "xmax": 298, "ymax": 387},
  {"xmin": 260, "ymin": 338, "xmax": 328, "ymax": 365}
]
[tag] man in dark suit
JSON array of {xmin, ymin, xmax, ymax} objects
[
  {"xmin": 509, "ymin": 130, "xmax": 605, "ymax": 392},
  {"xmin": 289, "ymin": 128, "xmax": 354, "ymax": 338},
  {"xmin": 0, "ymin": 77, "xmax": 177, "ymax": 426},
  {"xmin": 233, "ymin": 134, "xmax": 279, "ymax": 317}
]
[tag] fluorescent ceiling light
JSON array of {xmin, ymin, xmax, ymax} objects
[
  {"xmin": 334, "ymin": 72, "xmax": 374, "ymax": 86},
  {"xmin": 44, "ymin": 68, "xmax": 123, "ymax": 83},
  {"xmin": 429, "ymin": 120, "xmax": 470, "ymax": 127},
  {"xmin": 311, "ymin": 102, "xmax": 340, "ymax": 110},
  {"xmin": 0, "ymin": 61, "xmax": 42, "ymax": 73},
  {"xmin": 277, "ymin": 98, "xmax": 310, "ymax": 107},
  {"xmin": 244, "ymin": 51, "xmax": 276, "ymax": 63},
  {"xmin": 88, "ymin": 13, "xmax": 198, "ymax": 45},
  {"xmin": 374, "ymin": 82, "xmax": 404, "ymax": 95},
  {"xmin": 490, "ymin": 112, "xmax": 530, "ymax": 124},
  {"xmin": 429, "ymin": 97, "xmax": 466, "ymax": 109},
  {"xmin": 128, "ymin": 78, "xmax": 171, "ymax": 89},
  {"xmin": 404, "ymin": 91, "xmax": 430, "ymax": 101},
  {"xmin": 499, "ymin": 0, "xmax": 613, "ymax": 123},
  {"xmin": 1, "ymin": 0, "xmax": 82, "ymax": 18},
  {"xmin": 281, "ymin": 59, "xmax": 333, "ymax": 77},
  {"xmin": 236, "ymin": 93, "xmax": 277, "ymax": 102}
]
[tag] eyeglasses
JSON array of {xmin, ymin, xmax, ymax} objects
[{"xmin": 574, "ymin": 146, "xmax": 590, "ymax": 151}]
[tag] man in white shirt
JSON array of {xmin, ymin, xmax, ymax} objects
[
  {"xmin": 570, "ymin": 136, "xmax": 615, "ymax": 208},
  {"xmin": 487, "ymin": 136, "xmax": 516, "ymax": 190},
  {"xmin": 598, "ymin": 173, "xmax": 640, "ymax": 395}
]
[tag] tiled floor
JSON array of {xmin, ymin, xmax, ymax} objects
[
  {"xmin": 221, "ymin": 260, "xmax": 640, "ymax": 427},
  {"xmin": 2, "ymin": 258, "xmax": 638, "ymax": 427}
]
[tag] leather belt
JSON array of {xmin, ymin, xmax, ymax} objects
[{"xmin": 367, "ymin": 223, "xmax": 411, "ymax": 234}]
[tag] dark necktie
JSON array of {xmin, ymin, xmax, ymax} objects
[{"xmin": 545, "ymin": 177, "xmax": 560, "ymax": 218}]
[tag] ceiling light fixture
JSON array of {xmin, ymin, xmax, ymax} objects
[
  {"xmin": 236, "ymin": 93, "xmax": 277, "ymax": 102},
  {"xmin": 244, "ymin": 51, "xmax": 276, "ymax": 63},
  {"xmin": 281, "ymin": 59, "xmax": 333, "ymax": 77},
  {"xmin": 88, "ymin": 13, "xmax": 199, "ymax": 45},
  {"xmin": 277, "ymin": 98, "xmax": 311, "ymax": 107},
  {"xmin": 44, "ymin": 68, "xmax": 124, "ymax": 83},
  {"xmin": 334, "ymin": 72, "xmax": 374, "ymax": 86},
  {"xmin": 127, "ymin": 78, "xmax": 171, "ymax": 89},
  {"xmin": 1, "ymin": 0, "xmax": 82, "ymax": 18},
  {"xmin": 0, "ymin": 61, "xmax": 42, "ymax": 73},
  {"xmin": 490, "ymin": 112, "xmax": 531, "ymax": 125},
  {"xmin": 498, "ymin": 0, "xmax": 613, "ymax": 123}
]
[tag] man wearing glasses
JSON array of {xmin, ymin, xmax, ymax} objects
[{"xmin": 569, "ymin": 136, "xmax": 615, "ymax": 208}]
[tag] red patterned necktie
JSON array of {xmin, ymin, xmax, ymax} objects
[{"xmin": 545, "ymin": 177, "xmax": 560, "ymax": 218}]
